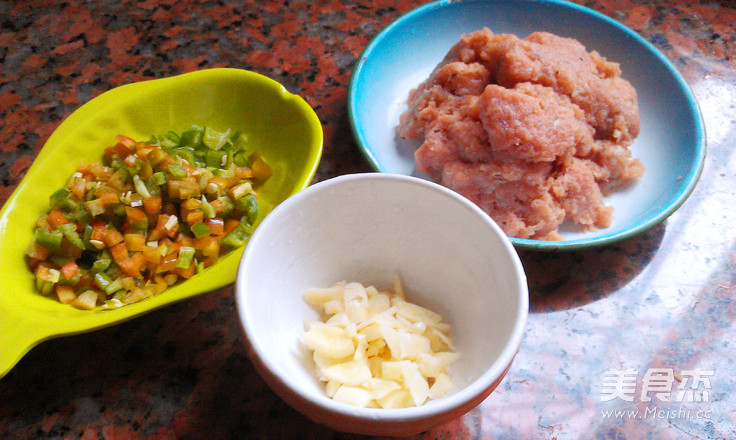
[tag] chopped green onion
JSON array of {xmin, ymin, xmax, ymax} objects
[{"xmin": 132, "ymin": 175, "xmax": 151, "ymax": 199}]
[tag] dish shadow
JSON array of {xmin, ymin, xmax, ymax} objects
[{"xmin": 519, "ymin": 222, "xmax": 665, "ymax": 313}]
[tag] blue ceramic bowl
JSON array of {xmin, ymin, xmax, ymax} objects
[{"xmin": 348, "ymin": 0, "xmax": 706, "ymax": 251}]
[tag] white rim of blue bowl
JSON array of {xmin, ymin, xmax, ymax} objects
[
  {"xmin": 237, "ymin": 173, "xmax": 529, "ymax": 423},
  {"xmin": 347, "ymin": 0, "xmax": 706, "ymax": 251}
]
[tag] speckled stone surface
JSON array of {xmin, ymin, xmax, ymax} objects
[{"xmin": 1, "ymin": 0, "xmax": 734, "ymax": 439}]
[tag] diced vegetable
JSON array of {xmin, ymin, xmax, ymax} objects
[{"xmin": 27, "ymin": 126, "xmax": 272, "ymax": 309}]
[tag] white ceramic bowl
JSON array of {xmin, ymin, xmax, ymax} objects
[{"xmin": 235, "ymin": 173, "xmax": 528, "ymax": 436}]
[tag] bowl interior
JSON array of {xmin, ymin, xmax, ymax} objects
[
  {"xmin": 237, "ymin": 173, "xmax": 528, "ymax": 419},
  {"xmin": 348, "ymin": 0, "xmax": 706, "ymax": 250},
  {"xmin": 0, "ymin": 68, "xmax": 323, "ymax": 374}
]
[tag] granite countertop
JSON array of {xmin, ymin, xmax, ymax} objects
[{"xmin": 1, "ymin": 0, "xmax": 734, "ymax": 438}]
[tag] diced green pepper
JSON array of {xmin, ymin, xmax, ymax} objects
[
  {"xmin": 176, "ymin": 246, "xmax": 196, "ymax": 269},
  {"xmin": 230, "ymin": 132, "xmax": 249, "ymax": 151},
  {"xmin": 206, "ymin": 150, "xmax": 227, "ymax": 168},
  {"xmin": 104, "ymin": 278, "xmax": 124, "ymax": 295},
  {"xmin": 35, "ymin": 228, "xmax": 63, "ymax": 251},
  {"xmin": 178, "ymin": 127, "xmax": 203, "ymax": 148},
  {"xmin": 36, "ymin": 278, "xmax": 54, "ymax": 296},
  {"xmin": 171, "ymin": 147, "xmax": 197, "ymax": 166},
  {"xmin": 149, "ymin": 171, "xmax": 167, "ymax": 187},
  {"xmin": 167, "ymin": 163, "xmax": 189, "ymax": 179},
  {"xmin": 220, "ymin": 222, "xmax": 254, "ymax": 249},
  {"xmin": 232, "ymin": 152, "xmax": 249, "ymax": 167},
  {"xmin": 203, "ymin": 127, "xmax": 231, "ymax": 150},
  {"xmin": 201, "ymin": 198, "xmax": 216, "ymax": 219},
  {"xmin": 190, "ymin": 222, "xmax": 211, "ymax": 239},
  {"xmin": 49, "ymin": 188, "xmax": 72, "ymax": 210},
  {"xmin": 92, "ymin": 257, "xmax": 111, "ymax": 273},
  {"xmin": 235, "ymin": 193, "xmax": 258, "ymax": 225},
  {"xmin": 94, "ymin": 271, "xmax": 114, "ymax": 290},
  {"xmin": 57, "ymin": 223, "xmax": 85, "ymax": 249}
]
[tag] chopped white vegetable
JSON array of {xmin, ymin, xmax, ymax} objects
[{"xmin": 301, "ymin": 278, "xmax": 459, "ymax": 408}]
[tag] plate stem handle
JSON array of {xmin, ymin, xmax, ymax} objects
[{"xmin": 0, "ymin": 310, "xmax": 42, "ymax": 379}]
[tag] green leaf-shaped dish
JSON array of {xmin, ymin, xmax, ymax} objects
[{"xmin": 0, "ymin": 68, "xmax": 323, "ymax": 378}]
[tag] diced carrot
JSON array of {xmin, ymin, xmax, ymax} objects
[
  {"xmin": 204, "ymin": 218, "xmax": 224, "ymax": 235},
  {"xmin": 146, "ymin": 147, "xmax": 168, "ymax": 166},
  {"xmin": 76, "ymin": 273, "xmax": 93, "ymax": 290},
  {"xmin": 156, "ymin": 251, "xmax": 178, "ymax": 273},
  {"xmin": 124, "ymin": 233, "xmax": 147, "ymax": 252},
  {"xmin": 143, "ymin": 195, "xmax": 162, "ymax": 215},
  {"xmin": 77, "ymin": 163, "xmax": 95, "ymax": 176},
  {"xmin": 47, "ymin": 211, "xmax": 70, "ymax": 229},
  {"xmin": 116, "ymin": 135, "xmax": 137, "ymax": 148},
  {"xmin": 98, "ymin": 191, "xmax": 120, "ymax": 206},
  {"xmin": 59, "ymin": 239, "xmax": 84, "ymax": 260},
  {"xmin": 90, "ymin": 221, "xmax": 107, "ymax": 242},
  {"xmin": 139, "ymin": 161, "xmax": 153, "ymax": 180},
  {"xmin": 234, "ymin": 167, "xmax": 254, "ymax": 180},
  {"xmin": 123, "ymin": 154, "xmax": 139, "ymax": 169},
  {"xmin": 224, "ymin": 218, "xmax": 240, "ymax": 233},
  {"xmin": 173, "ymin": 261, "xmax": 196, "ymax": 279},
  {"xmin": 26, "ymin": 242, "xmax": 53, "ymax": 261},
  {"xmin": 184, "ymin": 210, "xmax": 203, "ymax": 225},
  {"xmin": 136, "ymin": 145, "xmax": 156, "ymax": 158},
  {"xmin": 193, "ymin": 235, "xmax": 216, "ymax": 251},
  {"xmin": 143, "ymin": 244, "xmax": 162, "ymax": 265},
  {"xmin": 110, "ymin": 242, "xmax": 129, "ymax": 264},
  {"xmin": 90, "ymin": 163, "xmax": 113, "ymax": 180},
  {"xmin": 104, "ymin": 227, "xmax": 125, "ymax": 247},
  {"xmin": 175, "ymin": 233, "xmax": 193, "ymax": 248},
  {"xmin": 118, "ymin": 252, "xmax": 145, "ymax": 278},
  {"xmin": 125, "ymin": 206, "xmax": 147, "ymax": 224},
  {"xmin": 251, "ymin": 155, "xmax": 273, "ymax": 181},
  {"xmin": 202, "ymin": 255, "xmax": 218, "ymax": 268},
  {"xmin": 181, "ymin": 198, "xmax": 201, "ymax": 210},
  {"xmin": 104, "ymin": 137, "xmax": 135, "ymax": 158},
  {"xmin": 60, "ymin": 260, "xmax": 80, "ymax": 280},
  {"xmin": 195, "ymin": 236, "xmax": 219, "ymax": 259},
  {"xmin": 205, "ymin": 175, "xmax": 233, "ymax": 194},
  {"xmin": 71, "ymin": 177, "xmax": 88, "ymax": 200}
]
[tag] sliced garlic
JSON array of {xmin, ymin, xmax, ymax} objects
[{"xmin": 301, "ymin": 278, "xmax": 459, "ymax": 408}]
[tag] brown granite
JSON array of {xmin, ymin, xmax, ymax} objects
[{"xmin": 1, "ymin": 0, "xmax": 735, "ymax": 438}]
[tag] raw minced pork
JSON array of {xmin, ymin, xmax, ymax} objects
[{"xmin": 398, "ymin": 29, "xmax": 644, "ymax": 240}]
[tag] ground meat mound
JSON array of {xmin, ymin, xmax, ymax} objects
[{"xmin": 398, "ymin": 28, "xmax": 644, "ymax": 240}]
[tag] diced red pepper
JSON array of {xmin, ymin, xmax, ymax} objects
[
  {"xmin": 204, "ymin": 218, "xmax": 224, "ymax": 235},
  {"xmin": 110, "ymin": 242, "xmax": 129, "ymax": 264},
  {"xmin": 60, "ymin": 260, "xmax": 80, "ymax": 280},
  {"xmin": 47, "ymin": 211, "xmax": 70, "ymax": 229},
  {"xmin": 172, "ymin": 261, "xmax": 196, "ymax": 279},
  {"xmin": 143, "ymin": 195, "xmax": 162, "ymax": 215},
  {"xmin": 118, "ymin": 252, "xmax": 145, "ymax": 278},
  {"xmin": 104, "ymin": 227, "xmax": 125, "ymax": 248}
]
